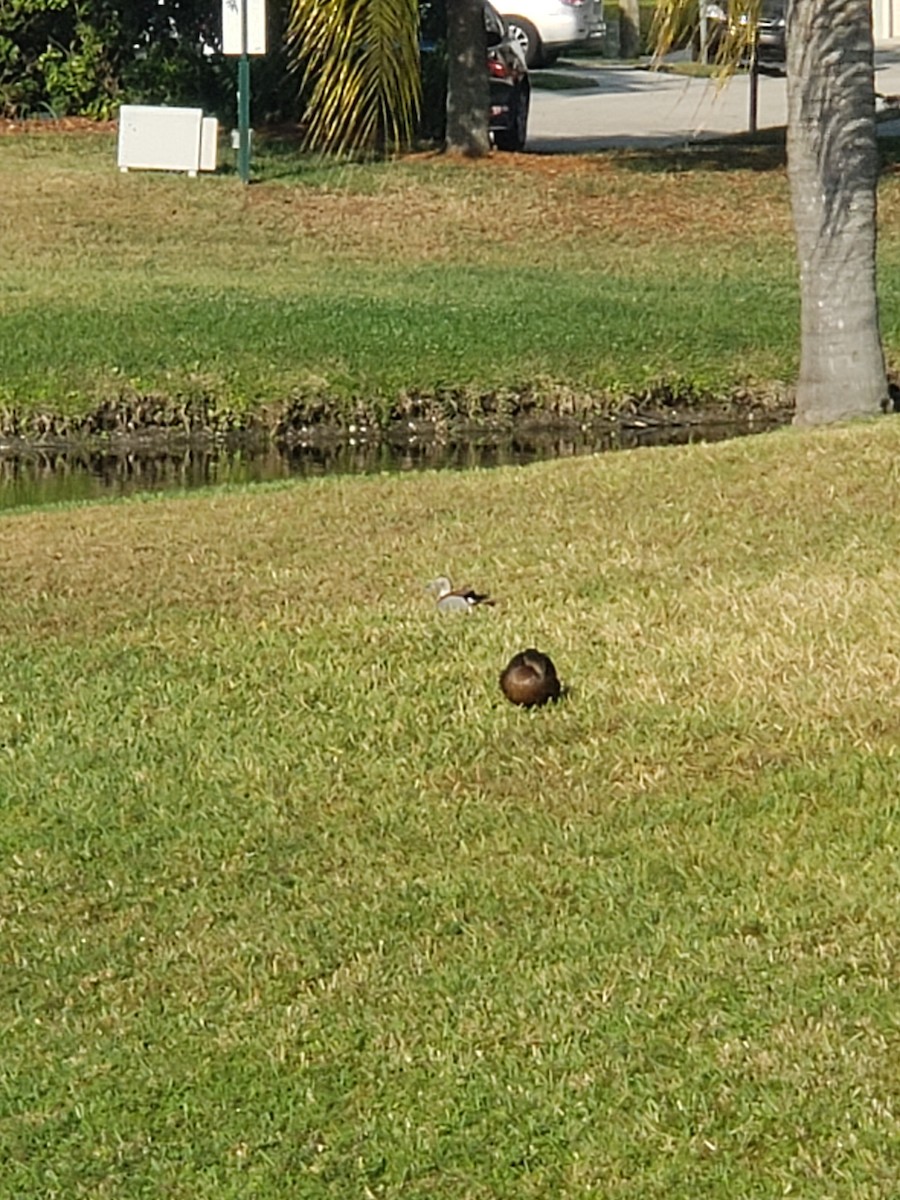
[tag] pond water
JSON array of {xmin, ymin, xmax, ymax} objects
[{"xmin": 0, "ymin": 418, "xmax": 785, "ymax": 511}]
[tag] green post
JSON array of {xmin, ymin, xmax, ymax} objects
[
  {"xmin": 238, "ymin": 0, "xmax": 251, "ymax": 183},
  {"xmin": 238, "ymin": 52, "xmax": 251, "ymax": 183}
]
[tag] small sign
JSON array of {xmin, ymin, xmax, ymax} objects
[{"xmin": 222, "ymin": 0, "xmax": 267, "ymax": 56}]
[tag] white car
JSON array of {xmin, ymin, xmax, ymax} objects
[{"xmin": 498, "ymin": 0, "xmax": 605, "ymax": 67}]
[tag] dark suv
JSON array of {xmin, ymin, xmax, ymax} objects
[{"xmin": 420, "ymin": 1, "xmax": 530, "ymax": 151}]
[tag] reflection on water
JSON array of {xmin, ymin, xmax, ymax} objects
[{"xmin": 0, "ymin": 419, "xmax": 784, "ymax": 511}]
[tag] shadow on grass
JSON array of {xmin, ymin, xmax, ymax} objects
[
  {"xmin": 547, "ymin": 127, "xmax": 900, "ymax": 178},
  {"xmin": 245, "ymin": 125, "xmax": 791, "ymax": 180},
  {"xmin": 610, "ymin": 129, "xmax": 786, "ymax": 174},
  {"xmin": 244, "ymin": 127, "xmax": 426, "ymax": 185},
  {"xmin": 878, "ymin": 132, "xmax": 900, "ymax": 174},
  {"xmin": 235, "ymin": 120, "xmax": 900, "ymax": 184}
]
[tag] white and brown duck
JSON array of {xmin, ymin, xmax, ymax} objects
[{"xmin": 425, "ymin": 576, "xmax": 496, "ymax": 614}]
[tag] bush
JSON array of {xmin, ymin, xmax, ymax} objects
[{"xmin": 0, "ymin": 0, "xmax": 298, "ymax": 123}]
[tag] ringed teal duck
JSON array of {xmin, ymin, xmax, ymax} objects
[
  {"xmin": 499, "ymin": 649, "xmax": 561, "ymax": 708},
  {"xmin": 426, "ymin": 576, "xmax": 496, "ymax": 614}
]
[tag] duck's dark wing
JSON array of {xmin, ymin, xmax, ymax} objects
[{"xmin": 460, "ymin": 589, "xmax": 495, "ymax": 606}]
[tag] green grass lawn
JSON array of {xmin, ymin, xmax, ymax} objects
[
  {"xmin": 2, "ymin": 417, "xmax": 900, "ymax": 1197},
  {"xmin": 0, "ymin": 128, "xmax": 867, "ymax": 425},
  {"xmin": 4, "ymin": 129, "xmax": 900, "ymax": 428}
]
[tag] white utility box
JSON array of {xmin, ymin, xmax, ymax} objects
[
  {"xmin": 117, "ymin": 106, "xmax": 218, "ymax": 176},
  {"xmin": 199, "ymin": 117, "xmax": 219, "ymax": 172}
]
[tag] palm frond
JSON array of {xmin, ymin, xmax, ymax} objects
[
  {"xmin": 651, "ymin": 0, "xmax": 762, "ymax": 80},
  {"xmin": 289, "ymin": 0, "xmax": 422, "ymax": 156}
]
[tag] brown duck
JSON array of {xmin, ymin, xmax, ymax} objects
[{"xmin": 499, "ymin": 649, "xmax": 561, "ymax": 708}]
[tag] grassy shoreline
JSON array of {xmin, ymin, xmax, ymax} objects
[
  {"xmin": 2, "ymin": 418, "xmax": 900, "ymax": 1196},
  {"xmin": 0, "ymin": 128, "xmax": 828, "ymax": 427},
  {"xmin": 0, "ymin": 384, "xmax": 792, "ymax": 450},
  {"xmin": 4, "ymin": 127, "xmax": 900, "ymax": 432},
  {"xmin": 4, "ymin": 129, "xmax": 900, "ymax": 432}
]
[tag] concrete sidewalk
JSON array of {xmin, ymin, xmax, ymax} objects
[{"xmin": 526, "ymin": 44, "xmax": 900, "ymax": 152}]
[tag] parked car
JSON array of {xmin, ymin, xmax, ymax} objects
[
  {"xmin": 485, "ymin": 1, "xmax": 531, "ymax": 150},
  {"xmin": 498, "ymin": 0, "xmax": 606, "ymax": 69},
  {"xmin": 694, "ymin": 0, "xmax": 786, "ymax": 67},
  {"xmin": 756, "ymin": 0, "xmax": 787, "ymax": 65},
  {"xmin": 419, "ymin": 1, "xmax": 531, "ymax": 152}
]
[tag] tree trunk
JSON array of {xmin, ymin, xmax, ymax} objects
[
  {"xmin": 445, "ymin": 0, "xmax": 491, "ymax": 156},
  {"xmin": 786, "ymin": 0, "xmax": 888, "ymax": 424},
  {"xmin": 618, "ymin": 0, "xmax": 642, "ymax": 60}
]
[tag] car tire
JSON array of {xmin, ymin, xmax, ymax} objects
[
  {"xmin": 505, "ymin": 17, "xmax": 543, "ymax": 68},
  {"xmin": 494, "ymin": 86, "xmax": 529, "ymax": 152}
]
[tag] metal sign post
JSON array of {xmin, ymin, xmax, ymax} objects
[
  {"xmin": 222, "ymin": 0, "xmax": 267, "ymax": 184},
  {"xmin": 749, "ymin": 48, "xmax": 759, "ymax": 134},
  {"xmin": 238, "ymin": 0, "xmax": 250, "ymax": 184}
]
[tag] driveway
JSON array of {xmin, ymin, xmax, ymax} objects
[{"xmin": 526, "ymin": 44, "xmax": 900, "ymax": 152}]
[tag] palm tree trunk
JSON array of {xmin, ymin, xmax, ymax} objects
[
  {"xmin": 445, "ymin": 0, "xmax": 491, "ymax": 156},
  {"xmin": 618, "ymin": 0, "xmax": 642, "ymax": 59},
  {"xmin": 786, "ymin": 0, "xmax": 888, "ymax": 424}
]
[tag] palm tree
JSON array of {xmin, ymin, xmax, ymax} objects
[
  {"xmin": 653, "ymin": 0, "xmax": 889, "ymax": 425},
  {"xmin": 288, "ymin": 0, "xmax": 421, "ymax": 155},
  {"xmin": 290, "ymin": 0, "xmax": 489, "ymax": 157},
  {"xmin": 787, "ymin": 0, "xmax": 888, "ymax": 423},
  {"xmin": 445, "ymin": 0, "xmax": 491, "ymax": 155},
  {"xmin": 618, "ymin": 0, "xmax": 642, "ymax": 59}
]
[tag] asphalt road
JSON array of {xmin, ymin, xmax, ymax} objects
[{"xmin": 526, "ymin": 44, "xmax": 900, "ymax": 152}]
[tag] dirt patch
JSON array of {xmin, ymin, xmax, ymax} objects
[{"xmin": 0, "ymin": 117, "xmax": 116, "ymax": 136}]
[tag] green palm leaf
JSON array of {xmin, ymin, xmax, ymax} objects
[
  {"xmin": 289, "ymin": 0, "xmax": 422, "ymax": 155},
  {"xmin": 651, "ymin": 0, "xmax": 761, "ymax": 73}
]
